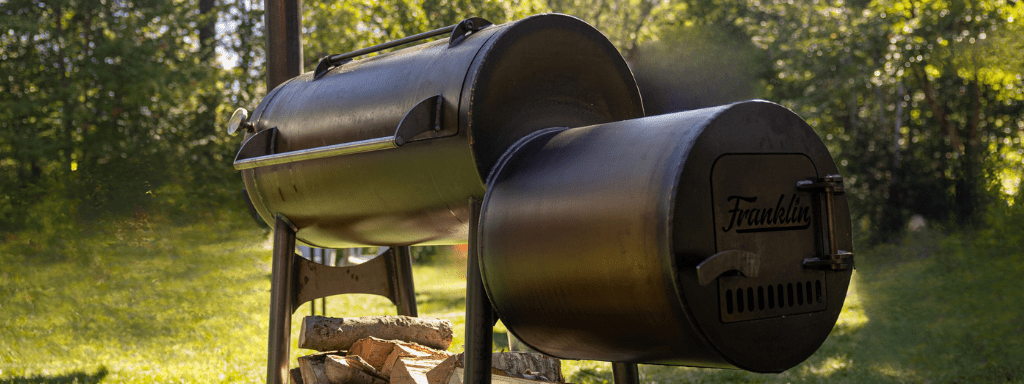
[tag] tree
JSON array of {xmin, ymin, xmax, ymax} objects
[
  {"xmin": 0, "ymin": 0, "xmax": 240, "ymax": 232},
  {"xmin": 664, "ymin": 0, "xmax": 1024, "ymax": 242}
]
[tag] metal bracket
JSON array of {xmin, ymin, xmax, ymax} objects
[
  {"xmin": 797, "ymin": 175, "xmax": 854, "ymax": 271},
  {"xmin": 234, "ymin": 127, "xmax": 277, "ymax": 164},
  {"xmin": 448, "ymin": 17, "xmax": 492, "ymax": 47},
  {"xmin": 394, "ymin": 94, "xmax": 444, "ymax": 144},
  {"xmin": 293, "ymin": 246, "xmax": 418, "ymax": 316}
]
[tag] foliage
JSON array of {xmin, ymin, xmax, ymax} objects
[
  {"xmin": 664, "ymin": 0, "xmax": 1024, "ymax": 242},
  {"xmin": 302, "ymin": 0, "xmax": 549, "ymax": 70},
  {"xmin": 0, "ymin": 0, "xmax": 258, "ymax": 237}
]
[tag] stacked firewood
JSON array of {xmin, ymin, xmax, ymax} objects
[{"xmin": 292, "ymin": 315, "xmax": 566, "ymax": 384}]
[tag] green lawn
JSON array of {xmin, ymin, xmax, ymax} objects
[{"xmin": 2, "ymin": 206, "xmax": 1022, "ymax": 383}]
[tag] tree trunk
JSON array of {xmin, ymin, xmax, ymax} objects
[
  {"xmin": 956, "ymin": 79, "xmax": 984, "ymax": 227},
  {"xmin": 199, "ymin": 0, "xmax": 216, "ymax": 61}
]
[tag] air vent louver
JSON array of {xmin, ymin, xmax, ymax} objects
[{"xmin": 719, "ymin": 274, "xmax": 827, "ymax": 323}]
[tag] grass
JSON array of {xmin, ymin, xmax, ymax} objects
[{"xmin": 2, "ymin": 205, "xmax": 1023, "ymax": 383}]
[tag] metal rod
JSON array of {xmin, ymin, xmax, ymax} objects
[
  {"xmin": 824, "ymin": 185, "xmax": 838, "ymax": 256},
  {"xmin": 267, "ymin": 215, "xmax": 297, "ymax": 384},
  {"xmin": 612, "ymin": 362, "xmax": 640, "ymax": 384},
  {"xmin": 233, "ymin": 136, "xmax": 398, "ymax": 170},
  {"xmin": 325, "ymin": 25, "xmax": 457, "ymax": 66},
  {"xmin": 264, "ymin": 0, "xmax": 303, "ymax": 89},
  {"xmin": 464, "ymin": 198, "xmax": 493, "ymax": 384},
  {"xmin": 393, "ymin": 246, "xmax": 418, "ymax": 317}
]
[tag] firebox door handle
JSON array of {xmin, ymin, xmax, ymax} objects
[
  {"xmin": 233, "ymin": 95, "xmax": 443, "ymax": 170},
  {"xmin": 696, "ymin": 250, "xmax": 761, "ymax": 286},
  {"xmin": 797, "ymin": 175, "xmax": 855, "ymax": 271}
]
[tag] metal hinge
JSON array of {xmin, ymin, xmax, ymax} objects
[{"xmin": 797, "ymin": 175, "xmax": 855, "ymax": 271}]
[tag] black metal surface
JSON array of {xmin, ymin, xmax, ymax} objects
[
  {"xmin": 239, "ymin": 14, "xmax": 643, "ymax": 248},
  {"xmin": 612, "ymin": 363, "xmax": 640, "ymax": 384},
  {"xmin": 263, "ymin": 0, "xmax": 303, "ymax": 89},
  {"xmin": 390, "ymin": 246, "xmax": 418, "ymax": 317},
  {"xmin": 477, "ymin": 100, "xmax": 853, "ymax": 372},
  {"xmin": 267, "ymin": 215, "xmax": 296, "ymax": 384},
  {"xmin": 464, "ymin": 198, "xmax": 494, "ymax": 384}
]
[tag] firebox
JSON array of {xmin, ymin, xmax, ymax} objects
[{"xmin": 477, "ymin": 100, "xmax": 853, "ymax": 373}]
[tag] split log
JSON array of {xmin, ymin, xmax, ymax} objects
[
  {"xmin": 325, "ymin": 355, "xmax": 388, "ymax": 384},
  {"xmin": 427, "ymin": 352, "xmax": 563, "ymax": 384},
  {"xmin": 440, "ymin": 367, "xmax": 562, "ymax": 384},
  {"xmin": 297, "ymin": 350, "xmax": 344, "ymax": 384},
  {"xmin": 425, "ymin": 354, "xmax": 461, "ymax": 384},
  {"xmin": 290, "ymin": 367, "xmax": 304, "ymax": 384},
  {"xmin": 491, "ymin": 351, "xmax": 563, "ymax": 382},
  {"xmin": 349, "ymin": 336, "xmax": 397, "ymax": 370},
  {"xmin": 300, "ymin": 316, "xmax": 453, "ymax": 352},
  {"xmin": 380, "ymin": 343, "xmax": 452, "ymax": 378},
  {"xmin": 351, "ymin": 336, "xmax": 453, "ymax": 372},
  {"xmin": 390, "ymin": 356, "xmax": 450, "ymax": 384}
]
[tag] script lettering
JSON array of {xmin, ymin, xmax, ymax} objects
[{"xmin": 721, "ymin": 194, "xmax": 812, "ymax": 233}]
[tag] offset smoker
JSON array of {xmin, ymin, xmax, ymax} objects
[{"xmin": 232, "ymin": 13, "xmax": 853, "ymax": 384}]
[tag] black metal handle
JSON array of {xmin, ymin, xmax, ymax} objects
[
  {"xmin": 313, "ymin": 17, "xmax": 492, "ymax": 79},
  {"xmin": 233, "ymin": 95, "xmax": 443, "ymax": 170},
  {"xmin": 696, "ymin": 250, "xmax": 761, "ymax": 286},
  {"xmin": 797, "ymin": 175, "xmax": 854, "ymax": 271}
]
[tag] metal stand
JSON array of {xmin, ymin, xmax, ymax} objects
[
  {"xmin": 264, "ymin": 0, "xmax": 304, "ymax": 89},
  {"xmin": 464, "ymin": 198, "xmax": 495, "ymax": 384},
  {"xmin": 265, "ymin": 215, "xmax": 418, "ymax": 384},
  {"xmin": 612, "ymin": 362, "xmax": 640, "ymax": 384},
  {"xmin": 267, "ymin": 215, "xmax": 297, "ymax": 384}
]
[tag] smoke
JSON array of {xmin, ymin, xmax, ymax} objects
[{"xmin": 629, "ymin": 26, "xmax": 767, "ymax": 116}]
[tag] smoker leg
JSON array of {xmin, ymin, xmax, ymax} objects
[
  {"xmin": 391, "ymin": 246, "xmax": 418, "ymax": 317},
  {"xmin": 612, "ymin": 362, "xmax": 640, "ymax": 384},
  {"xmin": 267, "ymin": 216, "xmax": 297, "ymax": 384},
  {"xmin": 465, "ymin": 199, "xmax": 493, "ymax": 384}
]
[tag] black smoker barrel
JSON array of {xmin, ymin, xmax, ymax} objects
[
  {"xmin": 478, "ymin": 101, "xmax": 854, "ymax": 373},
  {"xmin": 234, "ymin": 14, "xmax": 643, "ymax": 247}
]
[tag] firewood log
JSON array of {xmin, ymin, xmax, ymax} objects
[
  {"xmin": 297, "ymin": 351, "xmax": 344, "ymax": 384},
  {"xmin": 299, "ymin": 316, "xmax": 453, "ymax": 352},
  {"xmin": 325, "ymin": 355, "xmax": 388, "ymax": 384}
]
